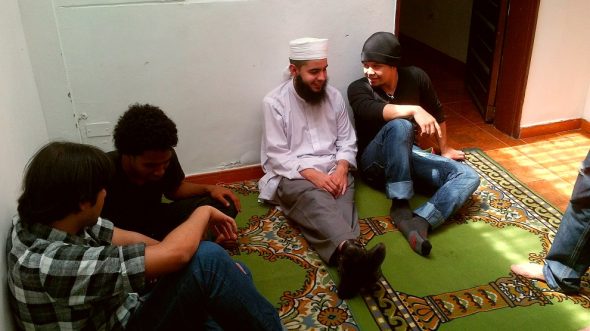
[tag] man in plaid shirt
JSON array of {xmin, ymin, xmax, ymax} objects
[{"xmin": 7, "ymin": 142, "xmax": 282, "ymax": 330}]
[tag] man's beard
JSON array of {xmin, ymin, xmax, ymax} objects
[{"xmin": 294, "ymin": 75, "xmax": 328, "ymax": 105}]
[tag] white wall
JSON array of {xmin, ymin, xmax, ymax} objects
[
  {"xmin": 18, "ymin": 0, "xmax": 79, "ymax": 143},
  {"xmin": 399, "ymin": 0, "xmax": 473, "ymax": 62},
  {"xmin": 520, "ymin": 0, "xmax": 590, "ymax": 127},
  {"xmin": 19, "ymin": 0, "xmax": 395, "ymax": 175},
  {"xmin": 0, "ymin": 1, "xmax": 49, "ymax": 329}
]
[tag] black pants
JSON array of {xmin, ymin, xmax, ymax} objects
[{"xmin": 130, "ymin": 195, "xmax": 238, "ymax": 241}]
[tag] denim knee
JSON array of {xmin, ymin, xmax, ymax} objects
[
  {"xmin": 191, "ymin": 241, "xmax": 230, "ymax": 267},
  {"xmin": 197, "ymin": 241, "xmax": 226, "ymax": 256},
  {"xmin": 382, "ymin": 119, "xmax": 414, "ymax": 144},
  {"xmin": 461, "ymin": 165, "xmax": 481, "ymax": 193}
]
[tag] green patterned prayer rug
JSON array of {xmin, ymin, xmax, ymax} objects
[{"xmin": 225, "ymin": 148, "xmax": 590, "ymax": 330}]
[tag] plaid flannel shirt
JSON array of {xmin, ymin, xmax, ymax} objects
[{"xmin": 7, "ymin": 216, "xmax": 146, "ymax": 331}]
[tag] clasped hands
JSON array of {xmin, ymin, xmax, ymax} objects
[{"xmin": 300, "ymin": 166, "xmax": 348, "ymax": 198}]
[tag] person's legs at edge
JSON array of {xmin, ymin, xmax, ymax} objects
[
  {"xmin": 512, "ymin": 151, "xmax": 590, "ymax": 293},
  {"xmin": 544, "ymin": 203, "xmax": 590, "ymax": 293},
  {"xmin": 127, "ymin": 241, "xmax": 282, "ymax": 331},
  {"xmin": 410, "ymin": 147, "xmax": 480, "ymax": 254},
  {"xmin": 510, "ymin": 203, "xmax": 590, "ymax": 290},
  {"xmin": 360, "ymin": 119, "xmax": 432, "ymax": 255}
]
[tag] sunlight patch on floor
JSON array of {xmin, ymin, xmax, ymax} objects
[{"xmin": 484, "ymin": 131, "xmax": 589, "ymax": 211}]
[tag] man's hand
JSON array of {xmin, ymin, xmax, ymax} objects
[
  {"xmin": 208, "ymin": 206, "xmax": 238, "ymax": 244},
  {"xmin": 300, "ymin": 169, "xmax": 337, "ymax": 196},
  {"xmin": 144, "ymin": 206, "xmax": 237, "ymax": 279},
  {"xmin": 413, "ymin": 107, "xmax": 442, "ymax": 138},
  {"xmin": 209, "ymin": 185, "xmax": 242, "ymax": 212},
  {"xmin": 300, "ymin": 161, "xmax": 349, "ymax": 198},
  {"xmin": 329, "ymin": 160, "xmax": 349, "ymax": 197}
]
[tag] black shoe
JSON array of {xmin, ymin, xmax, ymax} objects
[
  {"xmin": 362, "ymin": 243, "xmax": 386, "ymax": 288},
  {"xmin": 337, "ymin": 239, "xmax": 366, "ymax": 299}
]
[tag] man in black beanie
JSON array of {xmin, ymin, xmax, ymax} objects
[{"xmin": 347, "ymin": 32, "xmax": 480, "ymax": 256}]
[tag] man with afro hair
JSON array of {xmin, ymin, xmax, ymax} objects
[{"xmin": 102, "ymin": 103, "xmax": 241, "ymax": 242}]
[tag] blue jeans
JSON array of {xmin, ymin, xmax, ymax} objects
[
  {"xmin": 544, "ymin": 150, "xmax": 590, "ymax": 293},
  {"xmin": 126, "ymin": 241, "xmax": 282, "ymax": 330},
  {"xmin": 360, "ymin": 119, "xmax": 480, "ymax": 229}
]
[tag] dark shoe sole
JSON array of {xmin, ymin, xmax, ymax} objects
[
  {"xmin": 337, "ymin": 240, "xmax": 367, "ymax": 299},
  {"xmin": 362, "ymin": 243, "xmax": 386, "ymax": 288}
]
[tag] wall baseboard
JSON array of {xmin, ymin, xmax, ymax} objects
[
  {"xmin": 519, "ymin": 118, "xmax": 583, "ymax": 138},
  {"xmin": 186, "ymin": 165, "xmax": 263, "ymax": 184},
  {"xmin": 186, "ymin": 119, "xmax": 590, "ymax": 184}
]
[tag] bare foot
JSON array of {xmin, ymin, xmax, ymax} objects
[
  {"xmin": 441, "ymin": 147, "xmax": 465, "ymax": 161},
  {"xmin": 511, "ymin": 263, "xmax": 545, "ymax": 281},
  {"xmin": 578, "ymin": 326, "xmax": 590, "ymax": 331}
]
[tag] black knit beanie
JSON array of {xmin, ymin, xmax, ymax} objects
[{"xmin": 361, "ymin": 32, "xmax": 401, "ymax": 66}]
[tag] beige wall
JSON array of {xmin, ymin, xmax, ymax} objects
[{"xmin": 520, "ymin": 0, "xmax": 590, "ymax": 127}]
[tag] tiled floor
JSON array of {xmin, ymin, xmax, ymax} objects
[
  {"xmin": 441, "ymin": 98, "xmax": 589, "ymax": 212},
  {"xmin": 403, "ymin": 37, "xmax": 590, "ymax": 212}
]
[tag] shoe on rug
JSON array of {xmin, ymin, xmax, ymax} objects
[
  {"xmin": 361, "ymin": 242, "xmax": 386, "ymax": 288},
  {"xmin": 337, "ymin": 239, "xmax": 366, "ymax": 299}
]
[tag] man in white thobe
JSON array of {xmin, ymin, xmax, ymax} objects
[{"xmin": 259, "ymin": 37, "xmax": 386, "ymax": 299}]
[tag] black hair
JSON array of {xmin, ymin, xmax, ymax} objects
[
  {"xmin": 113, "ymin": 103, "xmax": 178, "ymax": 155},
  {"xmin": 17, "ymin": 141, "xmax": 113, "ymax": 225}
]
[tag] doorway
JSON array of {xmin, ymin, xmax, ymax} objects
[{"xmin": 395, "ymin": 0, "xmax": 540, "ymax": 138}]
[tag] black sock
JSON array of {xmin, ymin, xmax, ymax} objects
[
  {"xmin": 390, "ymin": 199, "xmax": 413, "ymax": 225},
  {"xmin": 412, "ymin": 215, "xmax": 430, "ymax": 238},
  {"xmin": 397, "ymin": 215, "xmax": 432, "ymax": 256}
]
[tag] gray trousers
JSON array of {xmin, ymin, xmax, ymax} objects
[{"xmin": 277, "ymin": 173, "xmax": 360, "ymax": 263}]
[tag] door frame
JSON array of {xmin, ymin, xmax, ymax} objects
[
  {"xmin": 395, "ymin": 0, "xmax": 540, "ymax": 138},
  {"xmin": 493, "ymin": 0, "xmax": 540, "ymax": 137}
]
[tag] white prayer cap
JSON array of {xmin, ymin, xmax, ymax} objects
[{"xmin": 289, "ymin": 38, "xmax": 328, "ymax": 60}]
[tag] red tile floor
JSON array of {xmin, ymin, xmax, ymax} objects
[
  {"xmin": 407, "ymin": 42, "xmax": 590, "ymax": 212},
  {"xmin": 436, "ymin": 94, "xmax": 588, "ymax": 212}
]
